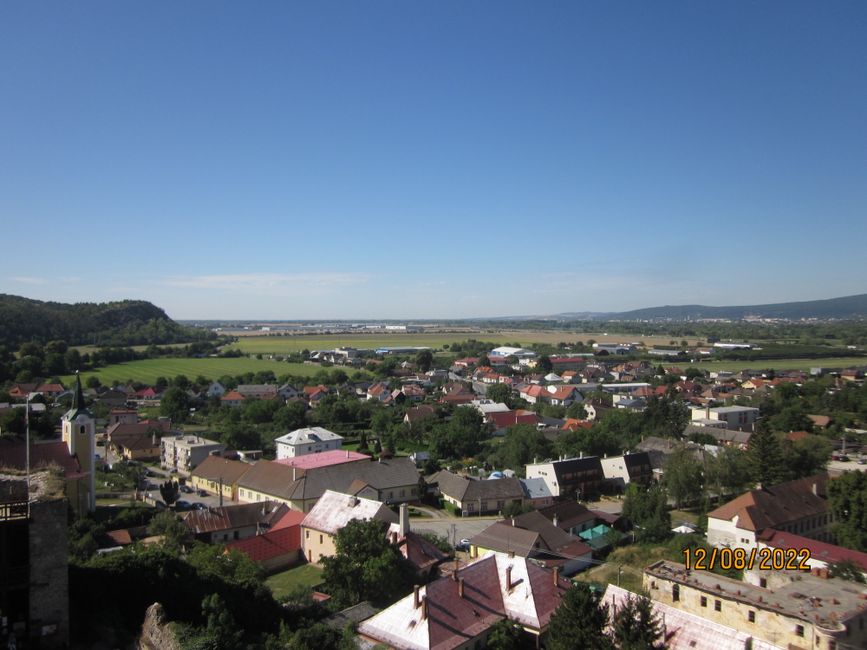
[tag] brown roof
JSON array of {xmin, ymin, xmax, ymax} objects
[
  {"xmin": 430, "ymin": 471, "xmax": 524, "ymax": 503},
  {"xmin": 537, "ymin": 501, "xmax": 597, "ymax": 530},
  {"xmin": 470, "ymin": 522, "xmax": 541, "ymax": 557},
  {"xmin": 183, "ymin": 501, "xmax": 288, "ymax": 535},
  {"xmin": 0, "ymin": 438, "xmax": 82, "ymax": 477},
  {"xmin": 708, "ymin": 473, "xmax": 829, "ymax": 532},
  {"xmin": 192, "ymin": 456, "xmax": 253, "ymax": 485}
]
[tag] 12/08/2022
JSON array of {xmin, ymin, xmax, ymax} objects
[{"xmin": 683, "ymin": 547, "xmax": 811, "ymax": 572}]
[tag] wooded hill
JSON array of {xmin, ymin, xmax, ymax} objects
[{"xmin": 0, "ymin": 294, "xmax": 212, "ymax": 348}]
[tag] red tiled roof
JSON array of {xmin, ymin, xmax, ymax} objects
[
  {"xmin": 270, "ymin": 509, "xmax": 306, "ymax": 531},
  {"xmin": 274, "ymin": 450, "xmax": 370, "ymax": 470},
  {"xmin": 0, "ymin": 438, "xmax": 81, "ymax": 476},
  {"xmin": 561, "ymin": 418, "xmax": 592, "ymax": 431},
  {"xmin": 225, "ymin": 526, "xmax": 301, "ymax": 563},
  {"xmin": 488, "ymin": 410, "xmax": 540, "ymax": 429},
  {"xmin": 105, "ymin": 529, "xmax": 133, "ymax": 546},
  {"xmin": 759, "ymin": 528, "xmax": 867, "ymax": 571},
  {"xmin": 221, "ymin": 390, "xmax": 245, "ymax": 401}
]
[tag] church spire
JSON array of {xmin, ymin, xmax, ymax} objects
[{"xmin": 66, "ymin": 372, "xmax": 91, "ymax": 419}]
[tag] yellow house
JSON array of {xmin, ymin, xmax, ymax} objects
[
  {"xmin": 190, "ymin": 456, "xmax": 252, "ymax": 502},
  {"xmin": 300, "ymin": 490, "xmax": 397, "ymax": 565}
]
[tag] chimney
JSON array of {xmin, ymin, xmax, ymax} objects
[
  {"xmin": 420, "ymin": 596, "xmax": 427, "ymax": 621},
  {"xmin": 346, "ymin": 450, "xmax": 349, "ymax": 458},
  {"xmin": 553, "ymin": 514, "xmax": 559, "ymax": 528},
  {"xmin": 458, "ymin": 577, "xmax": 465, "ymax": 598},
  {"xmin": 511, "ymin": 517, "xmax": 516, "ymax": 526},
  {"xmin": 413, "ymin": 585, "xmax": 420, "ymax": 609},
  {"xmin": 399, "ymin": 503, "xmax": 410, "ymax": 536},
  {"xmin": 553, "ymin": 567, "xmax": 559, "ymax": 586},
  {"xmin": 506, "ymin": 566, "xmax": 513, "ymax": 590},
  {"xmin": 580, "ymin": 451, "xmax": 583, "ymax": 459},
  {"xmin": 292, "ymin": 467, "xmax": 296, "ymax": 482},
  {"xmin": 812, "ymin": 482, "xmax": 817, "ymax": 496}
]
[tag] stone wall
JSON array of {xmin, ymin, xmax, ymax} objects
[{"xmin": 28, "ymin": 498, "xmax": 69, "ymax": 648}]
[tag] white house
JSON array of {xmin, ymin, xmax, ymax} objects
[{"xmin": 275, "ymin": 427, "xmax": 343, "ymax": 459}]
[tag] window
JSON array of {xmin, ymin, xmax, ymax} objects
[
  {"xmin": 700, "ymin": 596, "xmax": 707, "ymax": 608},
  {"xmin": 759, "ymin": 578, "xmax": 767, "ymax": 588},
  {"xmin": 714, "ymin": 600, "xmax": 721, "ymax": 612},
  {"xmin": 233, "ymin": 531, "xmax": 239, "ymax": 540},
  {"xmin": 672, "ymin": 585, "xmax": 679, "ymax": 602},
  {"xmin": 795, "ymin": 625, "xmax": 804, "ymax": 638},
  {"xmin": 748, "ymin": 611, "xmax": 755, "ymax": 623},
  {"xmin": 305, "ymin": 530, "xmax": 309, "ymax": 539}
]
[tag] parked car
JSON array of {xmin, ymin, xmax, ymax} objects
[
  {"xmin": 197, "ymin": 489, "xmax": 208, "ymax": 497},
  {"xmin": 193, "ymin": 502, "xmax": 208, "ymax": 511},
  {"xmin": 455, "ymin": 538, "xmax": 470, "ymax": 551},
  {"xmin": 179, "ymin": 485, "xmax": 193, "ymax": 494},
  {"xmin": 175, "ymin": 500, "xmax": 191, "ymax": 510}
]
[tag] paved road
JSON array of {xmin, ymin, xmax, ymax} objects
[{"xmin": 410, "ymin": 516, "xmax": 501, "ymax": 547}]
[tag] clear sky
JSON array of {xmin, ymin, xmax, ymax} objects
[{"xmin": 1, "ymin": 2, "xmax": 866, "ymax": 319}]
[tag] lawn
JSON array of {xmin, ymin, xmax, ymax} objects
[
  {"xmin": 265, "ymin": 564, "xmax": 324, "ymax": 599},
  {"xmin": 61, "ymin": 358, "xmax": 325, "ymax": 385}
]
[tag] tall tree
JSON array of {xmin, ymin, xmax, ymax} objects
[
  {"xmin": 610, "ymin": 593, "xmax": 666, "ymax": 649},
  {"xmin": 415, "ymin": 349, "xmax": 434, "ymax": 372},
  {"xmin": 747, "ymin": 423, "xmax": 787, "ymax": 487},
  {"xmin": 321, "ymin": 519, "xmax": 415, "ymax": 608},
  {"xmin": 547, "ymin": 585, "xmax": 613, "ymax": 650},
  {"xmin": 828, "ymin": 472, "xmax": 867, "ymax": 552},
  {"xmin": 486, "ymin": 382, "xmax": 512, "ymax": 406},
  {"xmin": 663, "ymin": 446, "xmax": 704, "ymax": 509},
  {"xmin": 622, "ymin": 484, "xmax": 671, "ymax": 543}
]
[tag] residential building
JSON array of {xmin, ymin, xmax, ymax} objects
[
  {"xmin": 536, "ymin": 501, "xmax": 598, "ymax": 536},
  {"xmin": 519, "ymin": 477, "xmax": 554, "ymax": 508},
  {"xmin": 274, "ymin": 427, "xmax": 343, "ymax": 459},
  {"xmin": 428, "ymin": 471, "xmax": 524, "ymax": 516},
  {"xmin": 490, "ymin": 346, "xmax": 537, "ymax": 359},
  {"xmin": 691, "ymin": 405, "xmax": 760, "ymax": 432},
  {"xmin": 220, "ymin": 390, "xmax": 245, "ymax": 408},
  {"xmin": 190, "ymin": 456, "xmax": 253, "ymax": 501},
  {"xmin": 600, "ymin": 451, "xmax": 653, "ymax": 490},
  {"xmin": 469, "ymin": 511, "xmax": 592, "ymax": 575},
  {"xmin": 107, "ymin": 408, "xmax": 138, "ymax": 426},
  {"xmin": 525, "ymin": 456, "xmax": 605, "ymax": 500},
  {"xmin": 358, "ymin": 552, "xmax": 570, "ymax": 649},
  {"xmin": 182, "ymin": 501, "xmax": 288, "ymax": 544},
  {"xmin": 235, "ymin": 384, "xmax": 279, "ymax": 400},
  {"xmin": 519, "ymin": 384, "xmax": 583, "ymax": 406},
  {"xmin": 644, "ymin": 560, "xmax": 867, "ymax": 650},
  {"xmin": 301, "ymin": 490, "xmax": 397, "ymax": 565},
  {"xmin": 237, "ymin": 457, "xmax": 421, "ymax": 512},
  {"xmin": 706, "ymin": 474, "xmax": 831, "ymax": 550},
  {"xmin": 274, "ymin": 449, "xmax": 369, "ymax": 471},
  {"xmin": 205, "ymin": 382, "xmax": 226, "ymax": 398},
  {"xmin": 225, "ymin": 510, "xmax": 304, "ymax": 573},
  {"xmin": 160, "ymin": 435, "xmax": 225, "ymax": 473}
]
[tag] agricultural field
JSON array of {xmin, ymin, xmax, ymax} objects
[
  {"xmin": 223, "ymin": 330, "xmax": 705, "ymax": 355},
  {"xmin": 687, "ymin": 356, "xmax": 866, "ymax": 373},
  {"xmin": 60, "ymin": 358, "xmax": 324, "ymax": 386}
]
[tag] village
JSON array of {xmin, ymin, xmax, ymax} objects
[{"xmin": 3, "ymin": 339, "xmax": 867, "ymax": 649}]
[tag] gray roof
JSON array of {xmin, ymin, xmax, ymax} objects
[
  {"xmin": 275, "ymin": 427, "xmax": 343, "ymax": 446},
  {"xmin": 301, "ymin": 490, "xmax": 397, "ymax": 535},
  {"xmin": 239, "ymin": 457, "xmax": 420, "ymax": 502},
  {"xmin": 520, "ymin": 477, "xmax": 553, "ymax": 500},
  {"xmin": 429, "ymin": 471, "xmax": 524, "ymax": 502}
]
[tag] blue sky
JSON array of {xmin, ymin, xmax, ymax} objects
[{"xmin": 1, "ymin": 2, "xmax": 866, "ymax": 319}]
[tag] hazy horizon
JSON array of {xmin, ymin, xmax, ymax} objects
[{"xmin": 2, "ymin": 2, "xmax": 866, "ymax": 319}]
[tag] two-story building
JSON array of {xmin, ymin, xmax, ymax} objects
[{"xmin": 274, "ymin": 427, "xmax": 343, "ymax": 459}]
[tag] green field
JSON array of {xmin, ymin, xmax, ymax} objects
[
  {"xmin": 687, "ymin": 356, "xmax": 865, "ymax": 372},
  {"xmin": 61, "ymin": 358, "xmax": 325, "ymax": 385},
  {"xmin": 265, "ymin": 564, "xmax": 324, "ymax": 598}
]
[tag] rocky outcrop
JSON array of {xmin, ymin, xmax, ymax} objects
[{"xmin": 137, "ymin": 603, "xmax": 180, "ymax": 650}]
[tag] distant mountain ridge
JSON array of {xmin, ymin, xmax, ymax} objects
[
  {"xmin": 0, "ymin": 294, "xmax": 208, "ymax": 348},
  {"xmin": 558, "ymin": 293, "xmax": 867, "ymax": 321}
]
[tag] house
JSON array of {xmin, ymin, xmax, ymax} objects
[
  {"xmin": 235, "ymin": 384, "xmax": 279, "ymax": 400},
  {"xmin": 206, "ymin": 382, "xmax": 226, "ymax": 398},
  {"xmin": 404, "ymin": 405, "xmax": 436, "ymax": 430},
  {"xmin": 386, "ymin": 505, "xmax": 450, "ymax": 579},
  {"xmin": 428, "ymin": 471, "xmax": 524, "ymax": 516},
  {"xmin": 490, "ymin": 346, "xmax": 537, "ymax": 360},
  {"xmin": 96, "ymin": 388, "xmax": 128, "ymax": 408},
  {"xmin": 536, "ymin": 501, "xmax": 599, "ymax": 536},
  {"xmin": 470, "ymin": 511, "xmax": 592, "ymax": 575},
  {"xmin": 600, "ymin": 451, "xmax": 653, "ymax": 491},
  {"xmin": 274, "ymin": 449, "xmax": 370, "ymax": 471},
  {"xmin": 274, "ymin": 427, "xmax": 343, "ymax": 459},
  {"xmin": 106, "ymin": 419, "xmax": 171, "ymax": 461},
  {"xmin": 190, "ymin": 456, "xmax": 253, "ymax": 501},
  {"xmin": 525, "ymin": 456, "xmax": 605, "ymax": 500},
  {"xmin": 487, "ymin": 409, "xmax": 541, "ymax": 435},
  {"xmin": 220, "ymin": 390, "xmax": 245, "ymax": 408},
  {"xmin": 519, "ymin": 384, "xmax": 582, "ymax": 407},
  {"xmin": 691, "ymin": 405, "xmax": 760, "ymax": 432},
  {"xmin": 237, "ymin": 457, "xmax": 421, "ymax": 513},
  {"xmin": 519, "ymin": 477, "xmax": 554, "ymax": 508},
  {"xmin": 366, "ymin": 382, "xmax": 391, "ymax": 402},
  {"xmin": 160, "ymin": 435, "xmax": 225, "ymax": 473},
  {"xmin": 107, "ymin": 408, "xmax": 138, "ymax": 426},
  {"xmin": 358, "ymin": 552, "xmax": 571, "ymax": 650},
  {"xmin": 300, "ymin": 490, "xmax": 398, "ymax": 565},
  {"xmin": 134, "ymin": 387, "xmax": 160, "ymax": 401},
  {"xmin": 182, "ymin": 501, "xmax": 289, "ymax": 544},
  {"xmin": 807, "ymin": 414, "xmax": 832, "ymax": 429},
  {"xmin": 225, "ymin": 509, "xmax": 305, "ymax": 573},
  {"xmin": 644, "ymin": 560, "xmax": 867, "ymax": 650},
  {"xmin": 706, "ymin": 474, "xmax": 832, "ymax": 551}
]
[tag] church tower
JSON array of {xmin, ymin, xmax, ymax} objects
[{"xmin": 62, "ymin": 374, "xmax": 96, "ymax": 512}]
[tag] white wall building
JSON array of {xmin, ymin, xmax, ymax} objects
[{"xmin": 275, "ymin": 427, "xmax": 343, "ymax": 459}]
